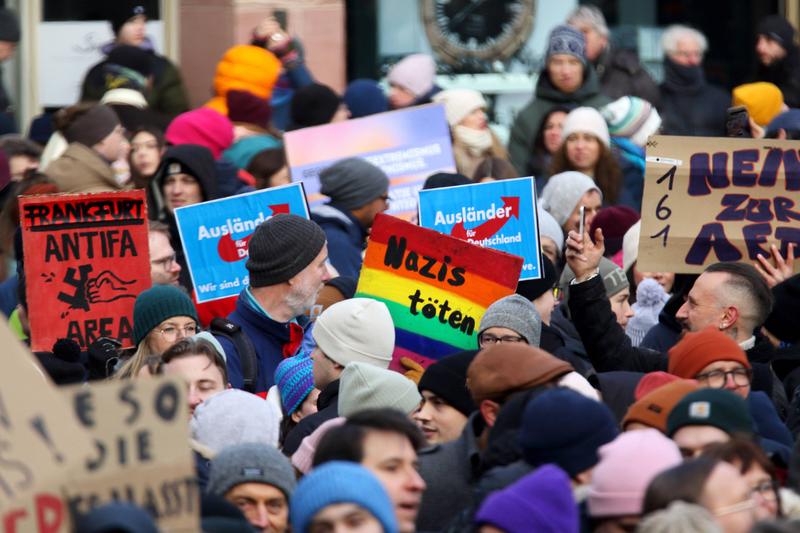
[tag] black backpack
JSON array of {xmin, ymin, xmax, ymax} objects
[{"xmin": 209, "ymin": 317, "xmax": 259, "ymax": 393}]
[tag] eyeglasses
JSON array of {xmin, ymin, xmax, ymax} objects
[
  {"xmin": 151, "ymin": 253, "xmax": 177, "ymax": 269},
  {"xmin": 479, "ymin": 334, "xmax": 525, "ymax": 346},
  {"xmin": 157, "ymin": 324, "xmax": 198, "ymax": 341},
  {"xmin": 694, "ymin": 368, "xmax": 752, "ymax": 389},
  {"xmin": 379, "ymin": 194, "xmax": 390, "ymax": 203},
  {"xmin": 712, "ymin": 497, "xmax": 757, "ymax": 517},
  {"xmin": 750, "ymin": 480, "xmax": 778, "ymax": 502}
]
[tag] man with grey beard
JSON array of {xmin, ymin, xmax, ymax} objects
[{"xmin": 214, "ymin": 214, "xmax": 331, "ymax": 394}]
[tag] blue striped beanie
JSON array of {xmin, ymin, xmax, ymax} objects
[{"xmin": 274, "ymin": 353, "xmax": 314, "ymax": 415}]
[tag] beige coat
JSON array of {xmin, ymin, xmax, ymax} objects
[{"xmin": 45, "ymin": 142, "xmax": 126, "ymax": 193}]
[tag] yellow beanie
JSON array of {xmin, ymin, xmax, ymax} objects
[{"xmin": 732, "ymin": 82, "xmax": 784, "ymax": 126}]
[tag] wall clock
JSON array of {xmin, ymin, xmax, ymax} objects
[{"xmin": 420, "ymin": 0, "xmax": 536, "ymax": 66}]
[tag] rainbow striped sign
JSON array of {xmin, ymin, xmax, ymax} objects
[{"xmin": 356, "ymin": 214, "xmax": 523, "ymax": 370}]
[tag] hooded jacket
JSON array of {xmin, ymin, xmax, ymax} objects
[
  {"xmin": 45, "ymin": 143, "xmax": 124, "ymax": 193},
  {"xmin": 150, "ymin": 144, "xmax": 218, "ymax": 290},
  {"xmin": 508, "ymin": 66, "xmax": 611, "ymax": 174},
  {"xmin": 755, "ymin": 46, "xmax": 800, "ymax": 108}
]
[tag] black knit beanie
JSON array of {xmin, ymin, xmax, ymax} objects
[
  {"xmin": 757, "ymin": 15, "xmax": 796, "ymax": 51},
  {"xmin": 246, "ymin": 214, "xmax": 326, "ymax": 287},
  {"xmin": 516, "ymin": 255, "xmax": 558, "ymax": 302},
  {"xmin": 109, "ymin": 3, "xmax": 147, "ymax": 36},
  {"xmin": 290, "ymin": 83, "xmax": 341, "ymax": 129},
  {"xmin": 418, "ymin": 350, "xmax": 478, "ymax": 416}
]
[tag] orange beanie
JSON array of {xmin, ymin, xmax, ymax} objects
[{"xmin": 667, "ymin": 327, "xmax": 750, "ymax": 379}]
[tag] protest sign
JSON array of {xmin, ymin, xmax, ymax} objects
[
  {"xmin": 0, "ymin": 316, "xmax": 93, "ymax": 532},
  {"xmin": 638, "ymin": 136, "xmax": 800, "ymax": 273},
  {"xmin": 19, "ymin": 191, "xmax": 151, "ymax": 352},
  {"xmin": 284, "ymin": 104, "xmax": 456, "ymax": 220},
  {"xmin": 356, "ymin": 214, "xmax": 522, "ymax": 370},
  {"xmin": 418, "ymin": 176, "xmax": 542, "ymax": 280},
  {"xmin": 174, "ymin": 183, "xmax": 310, "ymax": 303},
  {"xmin": 61, "ymin": 377, "xmax": 199, "ymax": 532}
]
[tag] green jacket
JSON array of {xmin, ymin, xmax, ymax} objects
[{"xmin": 508, "ymin": 67, "xmax": 611, "ymax": 176}]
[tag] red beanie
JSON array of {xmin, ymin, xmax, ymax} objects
[
  {"xmin": 226, "ymin": 89, "xmax": 272, "ymax": 129},
  {"xmin": 634, "ymin": 371, "xmax": 682, "ymax": 400},
  {"xmin": 667, "ymin": 327, "xmax": 750, "ymax": 379}
]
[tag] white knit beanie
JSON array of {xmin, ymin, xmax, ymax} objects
[
  {"xmin": 387, "ymin": 53, "xmax": 437, "ymax": 97},
  {"xmin": 536, "ymin": 208, "xmax": 565, "ymax": 255},
  {"xmin": 190, "ymin": 389, "xmax": 281, "ymax": 452},
  {"xmin": 540, "ymin": 171, "xmax": 602, "ymax": 227},
  {"xmin": 337, "ymin": 363, "xmax": 422, "ymax": 417},
  {"xmin": 622, "ymin": 220, "xmax": 641, "ymax": 272},
  {"xmin": 561, "ymin": 107, "xmax": 610, "ymax": 147},
  {"xmin": 100, "ymin": 88, "xmax": 148, "ymax": 109},
  {"xmin": 626, "ymin": 278, "xmax": 669, "ymax": 347},
  {"xmin": 601, "ymin": 96, "xmax": 661, "ymax": 147},
  {"xmin": 312, "ymin": 298, "xmax": 394, "ymax": 367},
  {"xmin": 432, "ymin": 89, "xmax": 487, "ymax": 126}
]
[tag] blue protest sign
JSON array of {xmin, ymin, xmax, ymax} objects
[
  {"xmin": 418, "ymin": 177, "xmax": 542, "ymax": 280},
  {"xmin": 175, "ymin": 183, "xmax": 310, "ymax": 302}
]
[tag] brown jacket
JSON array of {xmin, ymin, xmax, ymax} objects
[{"xmin": 45, "ymin": 143, "xmax": 126, "ymax": 193}]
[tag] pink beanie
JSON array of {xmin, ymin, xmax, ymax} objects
[
  {"xmin": 291, "ymin": 417, "xmax": 346, "ymax": 474},
  {"xmin": 587, "ymin": 429, "xmax": 682, "ymax": 518},
  {"xmin": 165, "ymin": 108, "xmax": 234, "ymax": 159},
  {"xmin": 387, "ymin": 53, "xmax": 436, "ymax": 97}
]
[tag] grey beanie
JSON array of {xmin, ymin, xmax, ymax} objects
[
  {"xmin": 478, "ymin": 294, "xmax": 542, "ymax": 347},
  {"xmin": 546, "ymin": 25, "xmax": 587, "ymax": 64},
  {"xmin": 319, "ymin": 158, "xmax": 390, "ymax": 211},
  {"xmin": 207, "ymin": 442, "xmax": 297, "ymax": 499},
  {"xmin": 246, "ymin": 214, "xmax": 326, "ymax": 287},
  {"xmin": 537, "ymin": 208, "xmax": 565, "ymax": 255},
  {"xmin": 559, "ymin": 257, "xmax": 629, "ymax": 315},
  {"xmin": 540, "ymin": 171, "xmax": 602, "ymax": 227},
  {"xmin": 338, "ymin": 362, "xmax": 422, "ymax": 417}
]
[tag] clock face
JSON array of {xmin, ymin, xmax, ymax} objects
[{"xmin": 421, "ymin": 0, "xmax": 536, "ymax": 66}]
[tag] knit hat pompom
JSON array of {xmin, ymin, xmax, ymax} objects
[{"xmin": 626, "ymin": 278, "xmax": 669, "ymax": 346}]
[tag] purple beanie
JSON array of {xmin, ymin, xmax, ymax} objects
[
  {"xmin": 475, "ymin": 464, "xmax": 579, "ymax": 533},
  {"xmin": 274, "ymin": 354, "xmax": 314, "ymax": 416}
]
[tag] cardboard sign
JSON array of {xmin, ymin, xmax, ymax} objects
[
  {"xmin": 19, "ymin": 191, "xmax": 151, "ymax": 351},
  {"xmin": 639, "ymin": 136, "xmax": 800, "ymax": 273},
  {"xmin": 356, "ymin": 214, "xmax": 522, "ymax": 370},
  {"xmin": 418, "ymin": 177, "xmax": 542, "ymax": 280},
  {"xmin": 284, "ymin": 104, "xmax": 456, "ymax": 220},
  {"xmin": 0, "ymin": 316, "xmax": 93, "ymax": 532},
  {"xmin": 61, "ymin": 377, "xmax": 199, "ymax": 532},
  {"xmin": 174, "ymin": 183, "xmax": 310, "ymax": 303}
]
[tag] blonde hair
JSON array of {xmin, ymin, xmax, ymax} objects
[{"xmin": 113, "ymin": 336, "xmax": 156, "ymax": 379}]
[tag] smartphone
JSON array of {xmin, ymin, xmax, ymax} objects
[
  {"xmin": 578, "ymin": 205, "xmax": 586, "ymax": 236},
  {"xmin": 726, "ymin": 106, "xmax": 750, "ymax": 137},
  {"xmin": 273, "ymin": 9, "xmax": 288, "ymax": 31}
]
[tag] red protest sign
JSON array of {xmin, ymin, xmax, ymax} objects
[{"xmin": 19, "ymin": 191, "xmax": 151, "ymax": 351}]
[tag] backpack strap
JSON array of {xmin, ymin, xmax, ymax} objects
[{"xmin": 210, "ymin": 317, "xmax": 258, "ymax": 393}]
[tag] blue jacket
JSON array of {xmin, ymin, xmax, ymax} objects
[
  {"xmin": 215, "ymin": 291, "xmax": 307, "ymax": 393},
  {"xmin": 311, "ymin": 204, "xmax": 367, "ymax": 279}
]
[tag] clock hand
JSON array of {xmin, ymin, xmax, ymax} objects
[{"xmin": 448, "ymin": 0, "xmax": 488, "ymax": 31}]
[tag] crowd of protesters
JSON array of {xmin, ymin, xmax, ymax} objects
[{"xmin": 3, "ymin": 2, "xmax": 800, "ymax": 532}]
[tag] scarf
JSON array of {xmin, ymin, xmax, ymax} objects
[{"xmin": 454, "ymin": 125, "xmax": 493, "ymax": 156}]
